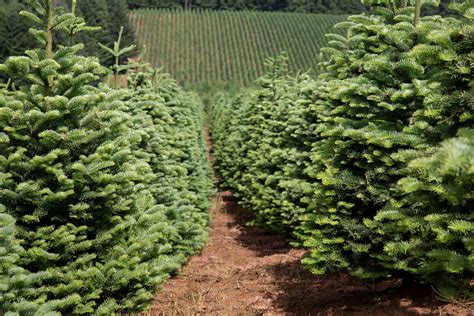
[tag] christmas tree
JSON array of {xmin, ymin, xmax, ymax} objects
[
  {"xmin": 0, "ymin": 0, "xmax": 158, "ymax": 312},
  {"xmin": 299, "ymin": 0, "xmax": 473, "ymax": 293}
]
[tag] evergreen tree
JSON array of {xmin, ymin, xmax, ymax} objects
[
  {"xmin": 54, "ymin": 0, "xmax": 137, "ymax": 66},
  {"xmin": 366, "ymin": 4, "xmax": 474, "ymax": 295},
  {"xmin": 107, "ymin": 39, "xmax": 213, "ymax": 270},
  {"xmin": 211, "ymin": 55, "xmax": 315, "ymax": 237},
  {"xmin": 125, "ymin": 0, "xmax": 369, "ymax": 12},
  {"xmin": 0, "ymin": 0, "xmax": 157, "ymax": 312},
  {"xmin": 104, "ymin": 0, "xmax": 137, "ymax": 64},
  {"xmin": 194, "ymin": 0, "xmax": 218, "ymax": 9},
  {"xmin": 127, "ymin": 0, "xmax": 180, "ymax": 9},
  {"xmin": 287, "ymin": 0, "xmax": 309, "ymax": 12},
  {"xmin": 125, "ymin": 0, "xmax": 461, "ymax": 13},
  {"xmin": 300, "ymin": 0, "xmax": 473, "ymax": 293},
  {"xmin": 74, "ymin": 0, "xmax": 111, "ymax": 63},
  {"xmin": 0, "ymin": 0, "xmax": 137, "ymax": 65}
]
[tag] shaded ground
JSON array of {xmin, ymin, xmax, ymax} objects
[
  {"xmin": 142, "ymin": 193, "xmax": 471, "ymax": 315},
  {"xmin": 141, "ymin": 128, "xmax": 472, "ymax": 315}
]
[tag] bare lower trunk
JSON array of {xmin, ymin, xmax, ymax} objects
[{"xmin": 184, "ymin": 0, "xmax": 192, "ymax": 10}]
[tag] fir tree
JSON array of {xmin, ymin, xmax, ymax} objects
[
  {"xmin": 99, "ymin": 33, "xmax": 213, "ymax": 310},
  {"xmin": 211, "ymin": 55, "xmax": 315, "ymax": 237},
  {"xmin": 104, "ymin": 0, "xmax": 137, "ymax": 65},
  {"xmin": 366, "ymin": 4, "xmax": 474, "ymax": 295},
  {"xmin": 300, "ymin": 0, "xmax": 473, "ymax": 292},
  {"xmin": 74, "ymin": 0, "xmax": 111, "ymax": 62},
  {"xmin": 66, "ymin": 0, "xmax": 136, "ymax": 66},
  {"xmin": 0, "ymin": 0, "xmax": 157, "ymax": 312}
]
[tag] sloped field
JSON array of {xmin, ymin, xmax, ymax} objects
[{"xmin": 130, "ymin": 10, "xmax": 345, "ymax": 85}]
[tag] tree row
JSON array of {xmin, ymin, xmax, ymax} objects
[
  {"xmin": 0, "ymin": 1, "xmax": 212, "ymax": 313},
  {"xmin": 211, "ymin": 0, "xmax": 473, "ymax": 299}
]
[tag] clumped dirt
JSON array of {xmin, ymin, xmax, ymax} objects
[
  {"xmin": 142, "ymin": 193, "xmax": 471, "ymax": 315},
  {"xmin": 140, "ymin": 128, "xmax": 472, "ymax": 315}
]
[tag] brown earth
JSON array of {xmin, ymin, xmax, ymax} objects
[
  {"xmin": 140, "ymin": 128, "xmax": 472, "ymax": 315},
  {"xmin": 141, "ymin": 193, "xmax": 471, "ymax": 315}
]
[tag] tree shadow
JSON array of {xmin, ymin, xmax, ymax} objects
[
  {"xmin": 220, "ymin": 194, "xmax": 294, "ymax": 257},
  {"xmin": 218, "ymin": 192, "xmax": 448, "ymax": 315},
  {"xmin": 264, "ymin": 258, "xmax": 446, "ymax": 315}
]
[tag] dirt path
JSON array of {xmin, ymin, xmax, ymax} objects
[{"xmin": 141, "ymin": 128, "xmax": 471, "ymax": 315}]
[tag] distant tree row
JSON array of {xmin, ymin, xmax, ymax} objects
[
  {"xmin": 0, "ymin": 0, "xmax": 455, "ymax": 64},
  {"xmin": 126, "ymin": 0, "xmax": 454, "ymax": 14},
  {"xmin": 0, "ymin": 0, "xmax": 136, "ymax": 65},
  {"xmin": 126, "ymin": 0, "xmax": 367, "ymax": 13}
]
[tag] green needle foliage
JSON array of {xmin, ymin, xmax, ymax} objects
[
  {"xmin": 99, "ymin": 26, "xmax": 138, "ymax": 88},
  {"xmin": 363, "ymin": 3, "xmax": 474, "ymax": 295},
  {"xmin": 124, "ymin": 68, "xmax": 213, "ymax": 273},
  {"xmin": 0, "ymin": 207, "xmax": 50, "ymax": 313},
  {"xmin": 211, "ymin": 0, "xmax": 473, "ymax": 298},
  {"xmin": 0, "ymin": 0, "xmax": 136, "ymax": 66},
  {"xmin": 0, "ymin": 0, "xmax": 155, "ymax": 312},
  {"xmin": 75, "ymin": 0, "xmax": 136, "ymax": 66},
  {"xmin": 210, "ymin": 55, "xmax": 314, "ymax": 237},
  {"xmin": 302, "ymin": 0, "xmax": 473, "ymax": 292}
]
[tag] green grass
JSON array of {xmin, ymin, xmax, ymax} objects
[{"xmin": 130, "ymin": 9, "xmax": 346, "ymax": 86}]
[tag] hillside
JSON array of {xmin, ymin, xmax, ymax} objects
[{"xmin": 130, "ymin": 10, "xmax": 345, "ymax": 85}]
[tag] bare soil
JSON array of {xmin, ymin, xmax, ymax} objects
[{"xmin": 140, "ymin": 128, "xmax": 472, "ymax": 315}]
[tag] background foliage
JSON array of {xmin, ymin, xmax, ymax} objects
[
  {"xmin": 126, "ymin": 0, "xmax": 367, "ymax": 13},
  {"xmin": 126, "ymin": 0, "xmax": 456, "ymax": 14},
  {"xmin": 0, "ymin": 0, "xmax": 136, "ymax": 65}
]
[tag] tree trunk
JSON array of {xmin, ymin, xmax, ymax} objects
[
  {"xmin": 414, "ymin": 0, "xmax": 422, "ymax": 26},
  {"xmin": 45, "ymin": 0, "xmax": 54, "ymax": 96},
  {"xmin": 184, "ymin": 0, "xmax": 192, "ymax": 10}
]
